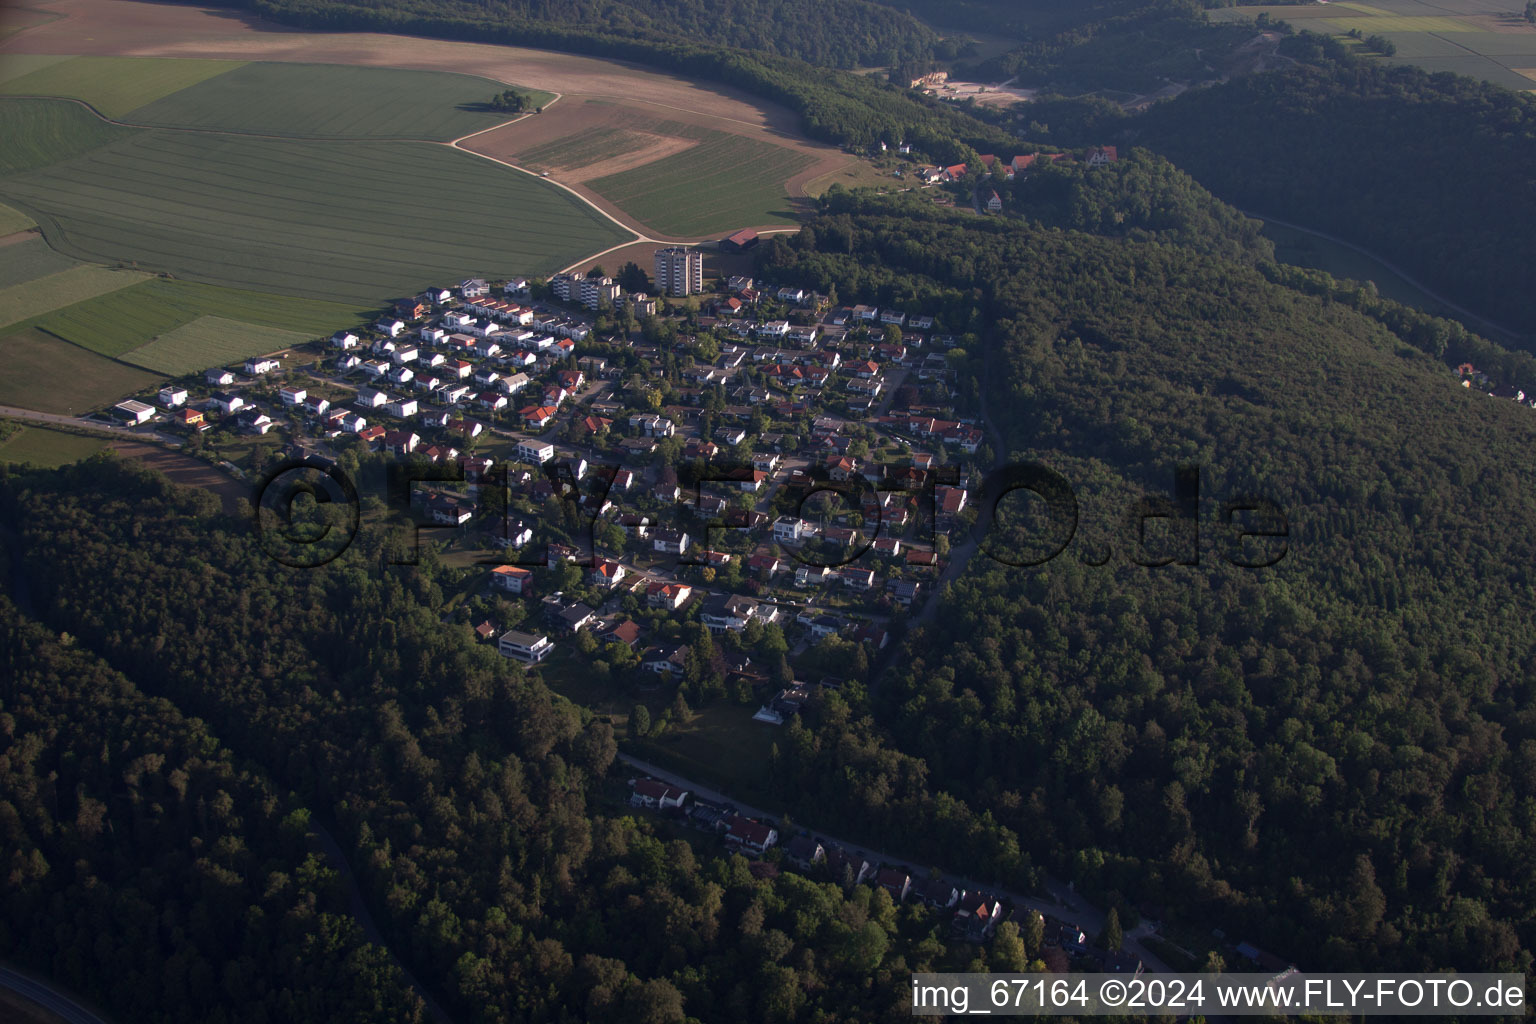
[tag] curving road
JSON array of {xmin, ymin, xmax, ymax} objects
[
  {"xmin": 0, "ymin": 965, "xmax": 111, "ymax": 1024},
  {"xmin": 1247, "ymin": 209, "xmax": 1527, "ymax": 345},
  {"xmin": 616, "ymin": 753, "xmax": 1172, "ymax": 974}
]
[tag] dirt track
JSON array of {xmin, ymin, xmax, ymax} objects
[{"xmin": 2, "ymin": 0, "xmax": 855, "ymax": 240}]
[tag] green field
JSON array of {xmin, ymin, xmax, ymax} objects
[
  {"xmin": 1210, "ymin": 1, "xmax": 1536, "ymax": 91},
  {"xmin": 123, "ymin": 315, "xmax": 310, "ymax": 375},
  {"xmin": 125, "ymin": 62, "xmax": 541, "ymax": 140},
  {"xmin": 29, "ymin": 277, "xmax": 373, "ymax": 360},
  {"xmin": 0, "ymin": 200, "xmax": 34, "ymax": 235},
  {"xmin": 0, "ymin": 328, "xmax": 161, "ymax": 413},
  {"xmin": 0, "ymin": 100, "xmax": 632, "ymax": 302},
  {"xmin": 0, "ymin": 423, "xmax": 107, "ymax": 467},
  {"xmin": 0, "ymin": 54, "xmax": 72, "ymax": 85},
  {"xmin": 0, "ymin": 236, "xmax": 77, "ymax": 288},
  {"xmin": 0, "ymin": 56, "xmax": 245, "ymax": 118},
  {"xmin": 588, "ymin": 130, "xmax": 815, "ymax": 235},
  {"xmin": 0, "ymin": 264, "xmax": 149, "ymax": 330},
  {"xmin": 0, "ymin": 97, "xmax": 138, "ymax": 175}
]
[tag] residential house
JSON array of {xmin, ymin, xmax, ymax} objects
[
  {"xmin": 490, "ymin": 565, "xmax": 532, "ymax": 594},
  {"xmin": 874, "ymin": 867, "xmax": 911, "ymax": 903},
  {"xmin": 629, "ymin": 778, "xmax": 689, "ymax": 810},
  {"xmin": 652, "ymin": 529, "xmax": 691, "ymax": 555},
  {"xmin": 158, "ymin": 386, "xmax": 188, "ymax": 408},
  {"xmin": 498, "ymin": 629, "xmax": 553, "ymax": 664},
  {"xmin": 953, "ymin": 892, "xmax": 1004, "ymax": 943},
  {"xmin": 641, "ymin": 643, "xmax": 689, "ymax": 676},
  {"xmin": 785, "ymin": 836, "xmax": 826, "ymax": 869},
  {"xmin": 723, "ymin": 815, "xmax": 778, "ymax": 855},
  {"xmin": 647, "ymin": 581, "xmax": 692, "ymax": 610},
  {"xmin": 517, "ymin": 439, "xmax": 555, "ymax": 464}
]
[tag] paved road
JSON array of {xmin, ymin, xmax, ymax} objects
[
  {"xmin": 616, "ymin": 753, "xmax": 1173, "ymax": 975},
  {"xmin": 0, "ymin": 965, "xmax": 111, "ymax": 1024},
  {"xmin": 0, "ymin": 406, "xmax": 121, "ymax": 433},
  {"xmin": 309, "ymin": 823, "xmax": 455, "ymax": 1024},
  {"xmin": 1245, "ymin": 209, "xmax": 1527, "ymax": 346}
]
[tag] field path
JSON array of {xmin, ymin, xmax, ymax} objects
[{"xmin": 1, "ymin": 0, "xmax": 852, "ymax": 258}]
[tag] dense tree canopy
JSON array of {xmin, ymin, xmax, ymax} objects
[{"xmin": 759, "ymin": 186, "xmax": 1536, "ymax": 974}]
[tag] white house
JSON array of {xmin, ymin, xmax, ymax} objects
[
  {"xmin": 330, "ymin": 331, "xmax": 359, "ymax": 349},
  {"xmin": 774, "ymin": 516, "xmax": 805, "ymax": 543},
  {"xmin": 387, "ymin": 397, "xmax": 419, "ymax": 418},
  {"xmin": 245, "ymin": 357, "xmax": 280, "ymax": 375},
  {"xmin": 498, "ymin": 628, "xmax": 552, "ymax": 664},
  {"xmin": 376, "ymin": 319, "xmax": 406, "ymax": 337},
  {"xmin": 355, "ymin": 388, "xmax": 389, "ymax": 409},
  {"xmin": 517, "ymin": 440, "xmax": 555, "ymax": 464},
  {"xmin": 279, "ymin": 386, "xmax": 307, "ymax": 406},
  {"xmin": 158, "ymin": 386, "xmax": 188, "ymax": 408},
  {"xmin": 205, "ymin": 368, "xmax": 236, "ymax": 386}
]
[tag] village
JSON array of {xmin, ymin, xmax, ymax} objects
[
  {"xmin": 104, "ymin": 250, "xmax": 995, "ymax": 735},
  {"xmin": 619, "ymin": 771, "xmax": 1153, "ymax": 975}
]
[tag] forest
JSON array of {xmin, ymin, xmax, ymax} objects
[
  {"xmin": 756, "ymin": 184, "xmax": 1536, "ymax": 974},
  {"xmin": 0, "ymin": 459, "xmax": 1048, "ymax": 1023},
  {"xmin": 1137, "ymin": 30, "xmax": 1536, "ymax": 342}
]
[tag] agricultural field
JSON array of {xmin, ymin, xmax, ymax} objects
[
  {"xmin": 0, "ymin": 100, "xmax": 631, "ymax": 302},
  {"xmin": 587, "ymin": 130, "xmax": 816, "ymax": 236},
  {"xmin": 1210, "ymin": 0, "xmax": 1536, "ymax": 92},
  {"xmin": 122, "ymin": 315, "xmax": 310, "ymax": 375},
  {"xmin": 0, "ymin": 55, "xmax": 243, "ymax": 117},
  {"xmin": 0, "ymin": 53, "xmax": 71, "ymax": 84},
  {"xmin": 0, "ymin": 97, "xmax": 137, "ymax": 175},
  {"xmin": 0, "ymin": 423, "xmax": 107, "ymax": 467},
  {"xmin": 30, "ymin": 277, "xmax": 373, "ymax": 359},
  {"xmin": 0, "ymin": 235, "xmax": 77, "ymax": 288},
  {"xmin": 0, "ymin": 328, "xmax": 161, "ymax": 413},
  {"xmin": 0, "ymin": 264, "xmax": 149, "ymax": 331},
  {"xmin": 124, "ymin": 62, "xmax": 547, "ymax": 140},
  {"xmin": 0, "ymin": 200, "xmax": 34, "ymax": 235},
  {"xmin": 463, "ymin": 96, "xmax": 848, "ymax": 234}
]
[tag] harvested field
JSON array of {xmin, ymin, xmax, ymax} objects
[
  {"xmin": 110, "ymin": 439, "xmax": 249, "ymax": 514},
  {"xmin": 2, "ymin": 0, "xmax": 801, "ymax": 131},
  {"xmin": 3, "ymin": 0, "xmax": 855, "ymax": 238},
  {"xmin": 463, "ymin": 95, "xmax": 848, "ymax": 237}
]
